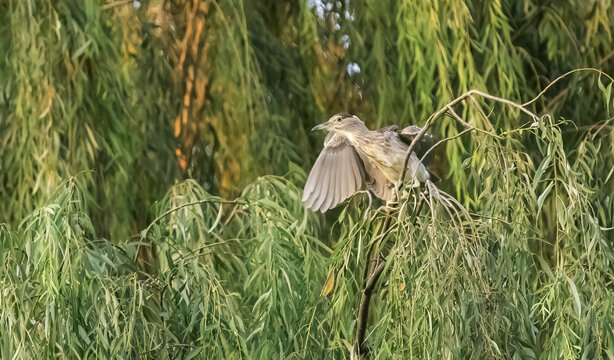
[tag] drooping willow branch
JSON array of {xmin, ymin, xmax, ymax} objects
[
  {"xmin": 522, "ymin": 67, "xmax": 614, "ymax": 108},
  {"xmin": 397, "ymin": 89, "xmax": 539, "ymax": 189},
  {"xmin": 356, "ymin": 72, "xmax": 614, "ymax": 343},
  {"xmin": 141, "ymin": 198, "xmax": 247, "ymax": 239},
  {"xmin": 135, "ymin": 198, "xmax": 247, "ymax": 269},
  {"xmin": 354, "ymin": 89, "xmax": 541, "ymax": 357}
]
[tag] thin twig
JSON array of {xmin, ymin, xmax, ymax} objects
[
  {"xmin": 522, "ymin": 68, "xmax": 614, "ymax": 107},
  {"xmin": 101, "ymin": 0, "xmax": 133, "ymax": 10},
  {"xmin": 419, "ymin": 127, "xmax": 474, "ymax": 165},
  {"xmin": 397, "ymin": 89, "xmax": 538, "ymax": 191},
  {"xmin": 445, "ymin": 108, "xmax": 502, "ymax": 139},
  {"xmin": 590, "ymin": 117, "xmax": 614, "ymax": 140},
  {"xmin": 141, "ymin": 199, "xmax": 247, "ymax": 239}
]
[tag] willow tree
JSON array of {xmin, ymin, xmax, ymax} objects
[
  {"xmin": 1, "ymin": 0, "xmax": 613, "ymax": 359},
  {"xmin": 0, "ymin": 0, "xmax": 178, "ymax": 239}
]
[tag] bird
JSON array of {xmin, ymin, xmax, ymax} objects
[{"xmin": 302, "ymin": 113, "xmax": 435, "ymax": 212}]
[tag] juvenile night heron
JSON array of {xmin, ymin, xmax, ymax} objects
[{"xmin": 302, "ymin": 113, "xmax": 435, "ymax": 212}]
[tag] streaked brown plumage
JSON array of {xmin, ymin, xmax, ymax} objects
[{"xmin": 302, "ymin": 113, "xmax": 434, "ymax": 212}]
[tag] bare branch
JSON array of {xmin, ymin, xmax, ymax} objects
[
  {"xmin": 397, "ymin": 89, "xmax": 538, "ymax": 191},
  {"xmin": 102, "ymin": 0, "xmax": 134, "ymax": 10},
  {"xmin": 522, "ymin": 67, "xmax": 614, "ymax": 107}
]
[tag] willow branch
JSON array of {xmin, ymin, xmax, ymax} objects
[
  {"xmin": 355, "ymin": 192, "xmax": 426, "ymax": 357},
  {"xmin": 397, "ymin": 89, "xmax": 538, "ymax": 192},
  {"xmin": 356, "ymin": 89, "xmax": 538, "ymax": 357},
  {"xmin": 141, "ymin": 199, "xmax": 247, "ymax": 239},
  {"xmin": 355, "ymin": 215, "xmax": 391, "ymax": 357},
  {"xmin": 101, "ymin": 0, "xmax": 134, "ymax": 10},
  {"xmin": 522, "ymin": 67, "xmax": 614, "ymax": 107}
]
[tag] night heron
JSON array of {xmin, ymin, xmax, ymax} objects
[{"xmin": 302, "ymin": 113, "xmax": 435, "ymax": 212}]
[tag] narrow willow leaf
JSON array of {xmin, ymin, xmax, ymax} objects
[
  {"xmin": 322, "ymin": 271, "xmax": 335, "ymax": 296},
  {"xmin": 537, "ymin": 182, "xmax": 554, "ymax": 216},
  {"xmin": 565, "ymin": 275, "xmax": 582, "ymax": 318},
  {"xmin": 605, "ymin": 83, "xmax": 612, "ymax": 115},
  {"xmin": 533, "ymin": 157, "xmax": 551, "ymax": 191}
]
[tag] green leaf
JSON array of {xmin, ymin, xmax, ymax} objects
[
  {"xmin": 533, "ymin": 157, "xmax": 551, "ymax": 190},
  {"xmin": 184, "ymin": 348, "xmax": 202, "ymax": 360},
  {"xmin": 537, "ymin": 182, "xmax": 554, "ymax": 216},
  {"xmin": 565, "ymin": 275, "xmax": 582, "ymax": 318},
  {"xmin": 606, "ymin": 83, "xmax": 612, "ymax": 115},
  {"xmin": 78, "ymin": 325, "xmax": 91, "ymax": 345}
]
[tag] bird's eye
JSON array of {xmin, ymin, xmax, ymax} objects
[{"xmin": 336, "ymin": 117, "xmax": 342, "ymax": 122}]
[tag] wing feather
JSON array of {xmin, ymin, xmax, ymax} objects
[
  {"xmin": 339, "ymin": 156, "xmax": 348, "ymax": 201},
  {"xmin": 342, "ymin": 153, "xmax": 355, "ymax": 198},
  {"xmin": 349, "ymin": 150, "xmax": 363, "ymax": 191},
  {"xmin": 335, "ymin": 150, "xmax": 350, "ymax": 206},
  {"xmin": 376, "ymin": 125, "xmax": 399, "ymax": 133},
  {"xmin": 319, "ymin": 154, "xmax": 338, "ymax": 212},
  {"xmin": 399, "ymin": 125, "xmax": 434, "ymax": 167},
  {"xmin": 331, "ymin": 157, "xmax": 344, "ymax": 211},
  {"xmin": 304, "ymin": 152, "xmax": 327, "ymax": 209},
  {"xmin": 311, "ymin": 150, "xmax": 333, "ymax": 212},
  {"xmin": 303, "ymin": 133, "xmax": 366, "ymax": 212},
  {"xmin": 302, "ymin": 151, "xmax": 325, "ymax": 201}
]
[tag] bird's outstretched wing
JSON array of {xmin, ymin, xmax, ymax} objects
[{"xmin": 303, "ymin": 133, "xmax": 366, "ymax": 212}]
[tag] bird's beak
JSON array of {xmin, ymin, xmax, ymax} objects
[{"xmin": 311, "ymin": 122, "xmax": 329, "ymax": 131}]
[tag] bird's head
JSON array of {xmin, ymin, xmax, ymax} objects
[{"xmin": 312, "ymin": 113, "xmax": 365, "ymax": 132}]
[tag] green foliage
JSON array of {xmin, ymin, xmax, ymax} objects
[
  {"xmin": 0, "ymin": 176, "xmax": 328, "ymax": 358},
  {"xmin": 1, "ymin": 0, "xmax": 614, "ymax": 359},
  {"xmin": 0, "ymin": 0, "xmax": 177, "ymax": 239}
]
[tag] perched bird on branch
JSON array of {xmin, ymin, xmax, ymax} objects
[{"xmin": 302, "ymin": 113, "xmax": 435, "ymax": 212}]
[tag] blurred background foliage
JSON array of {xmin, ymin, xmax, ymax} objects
[{"xmin": 0, "ymin": 0, "xmax": 613, "ymax": 358}]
